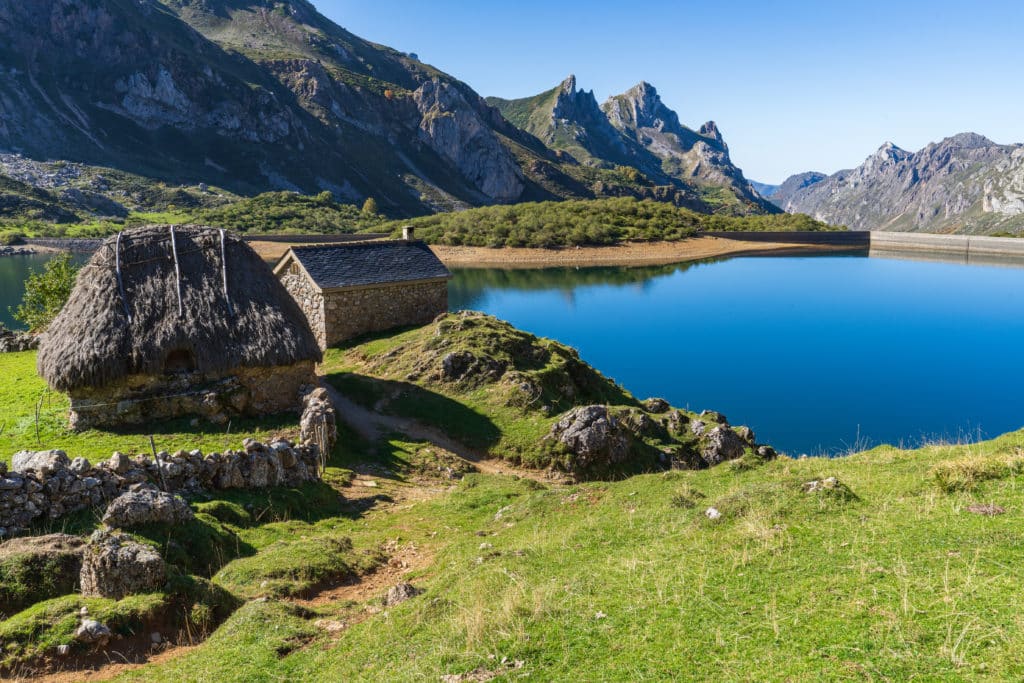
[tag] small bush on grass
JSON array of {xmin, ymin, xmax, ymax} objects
[{"xmin": 931, "ymin": 449, "xmax": 1024, "ymax": 492}]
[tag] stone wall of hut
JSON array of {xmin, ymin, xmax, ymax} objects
[
  {"xmin": 68, "ymin": 361, "xmax": 316, "ymax": 430},
  {"xmin": 321, "ymin": 280, "xmax": 448, "ymax": 347},
  {"xmin": 279, "ymin": 271, "xmax": 327, "ymax": 348}
]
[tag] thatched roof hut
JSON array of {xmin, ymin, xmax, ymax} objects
[{"xmin": 38, "ymin": 225, "xmax": 322, "ymax": 428}]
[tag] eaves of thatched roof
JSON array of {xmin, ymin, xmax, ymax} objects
[{"xmin": 38, "ymin": 225, "xmax": 322, "ymax": 392}]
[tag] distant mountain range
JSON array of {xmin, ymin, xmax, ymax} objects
[
  {"xmin": 0, "ymin": 0, "xmax": 772, "ymax": 220},
  {"xmin": 760, "ymin": 133, "xmax": 1024, "ymax": 234}
]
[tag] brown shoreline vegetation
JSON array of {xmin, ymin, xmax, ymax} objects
[{"xmin": 250, "ymin": 236, "xmax": 858, "ymax": 268}]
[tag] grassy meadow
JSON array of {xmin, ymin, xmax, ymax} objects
[{"xmin": 2, "ymin": 320, "xmax": 1024, "ymax": 680}]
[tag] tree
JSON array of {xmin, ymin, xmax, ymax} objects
[
  {"xmin": 361, "ymin": 197, "xmax": 379, "ymax": 216},
  {"xmin": 12, "ymin": 252, "xmax": 79, "ymax": 332}
]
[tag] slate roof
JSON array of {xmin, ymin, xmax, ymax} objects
[{"xmin": 284, "ymin": 240, "xmax": 451, "ymax": 290}]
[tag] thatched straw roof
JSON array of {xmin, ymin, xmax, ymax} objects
[{"xmin": 38, "ymin": 225, "xmax": 322, "ymax": 392}]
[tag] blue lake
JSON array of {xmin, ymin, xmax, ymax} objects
[
  {"xmin": 449, "ymin": 255, "xmax": 1024, "ymax": 456},
  {"xmin": 4, "ymin": 250, "xmax": 1023, "ymax": 455}
]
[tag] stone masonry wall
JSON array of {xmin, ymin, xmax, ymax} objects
[
  {"xmin": 323, "ymin": 280, "xmax": 448, "ymax": 347},
  {"xmin": 0, "ymin": 438, "xmax": 322, "ymax": 538},
  {"xmin": 68, "ymin": 361, "xmax": 316, "ymax": 430},
  {"xmin": 280, "ymin": 271, "xmax": 326, "ymax": 348}
]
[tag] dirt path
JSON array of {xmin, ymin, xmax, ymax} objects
[
  {"xmin": 322, "ymin": 381, "xmax": 565, "ymax": 484},
  {"xmin": 11, "ymin": 644, "xmax": 200, "ymax": 683}
]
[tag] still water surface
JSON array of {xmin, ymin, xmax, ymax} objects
[
  {"xmin": 3, "ymin": 252, "xmax": 1022, "ymax": 454},
  {"xmin": 0, "ymin": 253, "xmax": 89, "ymax": 330},
  {"xmin": 449, "ymin": 255, "xmax": 1024, "ymax": 455}
]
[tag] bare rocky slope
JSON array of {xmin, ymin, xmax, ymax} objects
[
  {"xmin": 771, "ymin": 133, "xmax": 1024, "ymax": 234},
  {"xmin": 488, "ymin": 76, "xmax": 775, "ymax": 215},
  {"xmin": 0, "ymin": 0, "xmax": 778, "ymax": 219}
]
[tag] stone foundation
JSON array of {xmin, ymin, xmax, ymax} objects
[{"xmin": 67, "ymin": 361, "xmax": 316, "ymax": 430}]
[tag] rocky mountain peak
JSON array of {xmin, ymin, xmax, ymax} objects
[
  {"xmin": 559, "ymin": 74, "xmax": 577, "ymax": 95},
  {"xmin": 699, "ymin": 121, "xmax": 723, "ymax": 144},
  {"xmin": 773, "ymin": 133, "xmax": 1024, "ymax": 232},
  {"xmin": 867, "ymin": 142, "xmax": 911, "ymax": 167},
  {"xmin": 551, "ymin": 75, "xmax": 602, "ymax": 124},
  {"xmin": 938, "ymin": 132, "xmax": 996, "ymax": 150}
]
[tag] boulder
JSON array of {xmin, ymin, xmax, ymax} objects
[
  {"xmin": 384, "ymin": 582, "xmax": 423, "ymax": 606},
  {"xmin": 75, "ymin": 619, "xmax": 112, "ymax": 647},
  {"xmin": 80, "ymin": 530, "xmax": 166, "ymax": 599},
  {"xmin": 11, "ymin": 450, "xmax": 70, "ymax": 476},
  {"xmin": 734, "ymin": 426, "xmax": 756, "ymax": 445},
  {"xmin": 546, "ymin": 405, "xmax": 632, "ymax": 469},
  {"xmin": 69, "ymin": 457, "xmax": 92, "ymax": 474},
  {"xmin": 643, "ymin": 397, "xmax": 671, "ymax": 414},
  {"xmin": 700, "ymin": 426, "xmax": 747, "ymax": 466},
  {"xmin": 108, "ymin": 452, "xmax": 132, "ymax": 474},
  {"xmin": 101, "ymin": 488, "xmax": 194, "ymax": 529},
  {"xmin": 300, "ymin": 389, "xmax": 337, "ymax": 456}
]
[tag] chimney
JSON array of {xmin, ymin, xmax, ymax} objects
[{"xmin": 402, "ymin": 225, "xmax": 414, "ymax": 241}]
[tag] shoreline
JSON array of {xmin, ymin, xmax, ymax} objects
[
  {"xmin": 429, "ymin": 237, "xmax": 860, "ymax": 268},
  {"xmin": 248, "ymin": 235, "xmax": 860, "ymax": 268}
]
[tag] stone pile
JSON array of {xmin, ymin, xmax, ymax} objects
[
  {"xmin": 0, "ymin": 245, "xmax": 35, "ymax": 256},
  {"xmin": 299, "ymin": 387, "xmax": 338, "ymax": 459},
  {"xmin": 0, "ymin": 324, "xmax": 39, "ymax": 352},
  {"xmin": 0, "ymin": 438, "xmax": 322, "ymax": 538}
]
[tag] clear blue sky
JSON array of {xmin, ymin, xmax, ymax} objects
[{"xmin": 321, "ymin": 0, "xmax": 1023, "ymax": 183}]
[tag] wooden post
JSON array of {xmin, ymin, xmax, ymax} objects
[{"xmin": 169, "ymin": 226, "xmax": 183, "ymax": 318}]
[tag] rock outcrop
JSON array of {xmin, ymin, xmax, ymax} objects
[
  {"xmin": 546, "ymin": 406, "xmax": 634, "ymax": 470},
  {"xmin": 79, "ymin": 530, "xmax": 166, "ymax": 599},
  {"xmin": 774, "ymin": 133, "xmax": 1024, "ymax": 234},
  {"xmin": 487, "ymin": 76, "xmax": 776, "ymax": 214}
]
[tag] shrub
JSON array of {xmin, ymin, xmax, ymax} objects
[
  {"xmin": 11, "ymin": 251, "xmax": 79, "ymax": 331},
  {"xmin": 931, "ymin": 449, "xmax": 1024, "ymax": 492}
]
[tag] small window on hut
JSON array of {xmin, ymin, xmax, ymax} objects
[
  {"xmin": 163, "ymin": 348, "xmax": 197, "ymax": 374},
  {"xmin": 290, "ymin": 262, "xmax": 299, "ymax": 275}
]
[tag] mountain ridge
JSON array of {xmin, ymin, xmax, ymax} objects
[
  {"xmin": 772, "ymin": 133, "xmax": 1024, "ymax": 233},
  {"xmin": 0, "ymin": 0, "xmax": 776, "ymax": 220},
  {"xmin": 488, "ymin": 76, "xmax": 775, "ymax": 214}
]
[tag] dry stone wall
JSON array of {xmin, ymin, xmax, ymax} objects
[{"xmin": 0, "ymin": 438, "xmax": 322, "ymax": 538}]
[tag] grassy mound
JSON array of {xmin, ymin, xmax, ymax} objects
[{"xmin": 323, "ymin": 312, "xmax": 761, "ymax": 477}]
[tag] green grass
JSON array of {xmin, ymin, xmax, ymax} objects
[
  {"xmin": 97, "ymin": 429, "xmax": 1024, "ymax": 681},
  {"xmin": 7, "ymin": 317, "xmax": 1024, "ymax": 679},
  {"xmin": 0, "ymin": 593, "xmax": 167, "ymax": 667},
  {"xmin": 0, "ymin": 351, "xmax": 300, "ymax": 466},
  {"xmin": 320, "ymin": 313, "xmax": 714, "ymax": 476}
]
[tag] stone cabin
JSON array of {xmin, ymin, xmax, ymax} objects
[
  {"xmin": 37, "ymin": 225, "xmax": 322, "ymax": 430},
  {"xmin": 274, "ymin": 234, "xmax": 451, "ymax": 349}
]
